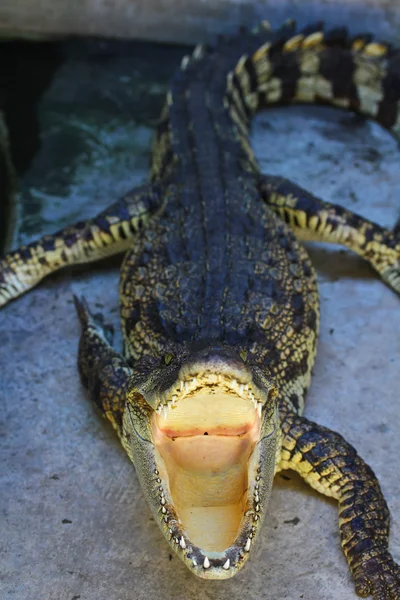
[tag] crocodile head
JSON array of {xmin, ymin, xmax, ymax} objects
[{"xmin": 123, "ymin": 346, "xmax": 279, "ymax": 578}]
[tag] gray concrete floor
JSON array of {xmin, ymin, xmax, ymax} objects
[{"xmin": 1, "ymin": 41, "xmax": 400, "ymax": 600}]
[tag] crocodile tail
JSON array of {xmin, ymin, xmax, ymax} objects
[
  {"xmin": 152, "ymin": 22, "xmax": 399, "ymax": 181},
  {"xmin": 229, "ymin": 22, "xmax": 399, "ymax": 136}
]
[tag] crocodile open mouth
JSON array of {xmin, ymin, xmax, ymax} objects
[{"xmin": 150, "ymin": 373, "xmax": 263, "ymax": 569}]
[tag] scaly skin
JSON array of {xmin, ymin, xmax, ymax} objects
[{"xmin": 1, "ymin": 21, "xmax": 400, "ymax": 597}]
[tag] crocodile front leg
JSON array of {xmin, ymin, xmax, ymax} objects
[
  {"xmin": 259, "ymin": 175, "xmax": 400, "ymax": 295},
  {"xmin": 278, "ymin": 404, "xmax": 400, "ymax": 599},
  {"xmin": 0, "ymin": 183, "xmax": 163, "ymax": 307},
  {"xmin": 74, "ymin": 295, "xmax": 133, "ymax": 437}
]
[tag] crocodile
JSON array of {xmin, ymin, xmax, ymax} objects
[{"xmin": 1, "ymin": 20, "xmax": 400, "ymax": 598}]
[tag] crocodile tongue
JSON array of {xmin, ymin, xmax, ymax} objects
[{"xmin": 151, "ymin": 388, "xmax": 260, "ymax": 552}]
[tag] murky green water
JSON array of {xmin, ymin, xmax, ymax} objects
[{"xmin": 0, "ymin": 39, "xmax": 188, "ymax": 249}]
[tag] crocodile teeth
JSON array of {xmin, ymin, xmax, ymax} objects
[
  {"xmin": 157, "ymin": 375, "xmax": 264, "ymax": 417},
  {"xmin": 244, "ymin": 538, "xmax": 251, "ymax": 552},
  {"xmin": 179, "ymin": 536, "xmax": 186, "ymax": 549},
  {"xmin": 203, "ymin": 556, "xmax": 210, "ymax": 569},
  {"xmin": 223, "ymin": 559, "xmax": 230, "ymax": 570}
]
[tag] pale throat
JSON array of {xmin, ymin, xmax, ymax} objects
[{"xmin": 151, "ymin": 385, "xmax": 261, "ymax": 552}]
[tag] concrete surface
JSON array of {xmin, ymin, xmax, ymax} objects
[
  {"xmin": 0, "ymin": 39, "xmax": 400, "ymax": 600},
  {"xmin": 0, "ymin": 0, "xmax": 400, "ymax": 44}
]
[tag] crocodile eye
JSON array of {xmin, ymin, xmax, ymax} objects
[
  {"xmin": 164, "ymin": 353, "xmax": 174, "ymax": 365},
  {"xmin": 239, "ymin": 350, "xmax": 248, "ymax": 362}
]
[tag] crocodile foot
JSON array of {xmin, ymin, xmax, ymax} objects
[{"xmin": 73, "ymin": 294, "xmax": 114, "ymax": 343}]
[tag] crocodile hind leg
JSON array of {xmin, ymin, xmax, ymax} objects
[
  {"xmin": 0, "ymin": 183, "xmax": 163, "ymax": 307},
  {"xmin": 259, "ymin": 175, "xmax": 400, "ymax": 294},
  {"xmin": 278, "ymin": 404, "xmax": 400, "ymax": 599}
]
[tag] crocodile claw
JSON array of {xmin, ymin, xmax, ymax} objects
[
  {"xmin": 73, "ymin": 294, "xmax": 114, "ymax": 342},
  {"xmin": 73, "ymin": 294, "xmax": 90, "ymax": 325}
]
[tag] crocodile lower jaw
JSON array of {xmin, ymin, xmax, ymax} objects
[{"xmin": 150, "ymin": 381, "xmax": 263, "ymax": 577}]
